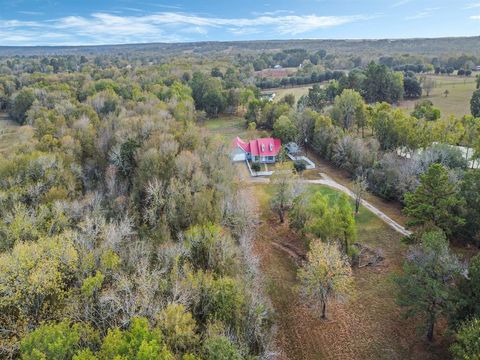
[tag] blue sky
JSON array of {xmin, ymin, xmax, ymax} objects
[{"xmin": 0, "ymin": 0, "xmax": 480, "ymax": 46}]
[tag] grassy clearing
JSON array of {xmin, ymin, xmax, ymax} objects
[
  {"xmin": 251, "ymin": 183, "xmax": 448, "ymax": 360},
  {"xmin": 261, "ymin": 84, "xmax": 316, "ymax": 105},
  {"xmin": 201, "ymin": 115, "xmax": 266, "ymax": 143},
  {"xmin": 0, "ymin": 112, "xmax": 34, "ymax": 156},
  {"xmin": 399, "ymin": 74, "xmax": 477, "ymax": 118}
]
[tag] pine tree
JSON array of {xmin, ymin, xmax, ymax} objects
[
  {"xmin": 395, "ymin": 231, "xmax": 460, "ymax": 341},
  {"xmin": 404, "ymin": 163, "xmax": 465, "ymax": 236}
]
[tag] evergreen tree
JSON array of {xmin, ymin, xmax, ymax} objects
[
  {"xmin": 471, "ymin": 89, "xmax": 480, "ymax": 117},
  {"xmin": 395, "ymin": 231, "xmax": 460, "ymax": 341},
  {"xmin": 404, "ymin": 164, "xmax": 465, "ymax": 236}
]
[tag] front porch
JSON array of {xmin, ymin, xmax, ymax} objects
[{"xmin": 249, "ymin": 154, "xmax": 276, "ymax": 164}]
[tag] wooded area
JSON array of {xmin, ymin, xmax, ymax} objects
[{"xmin": 0, "ymin": 40, "xmax": 480, "ymax": 359}]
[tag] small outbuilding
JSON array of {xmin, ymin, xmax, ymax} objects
[{"xmin": 285, "ymin": 142, "xmax": 301, "ymax": 155}]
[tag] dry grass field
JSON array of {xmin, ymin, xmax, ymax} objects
[
  {"xmin": 270, "ymin": 85, "xmax": 313, "ymax": 103},
  {"xmin": 251, "ymin": 184, "xmax": 449, "ymax": 360},
  {"xmin": 399, "ymin": 74, "xmax": 477, "ymax": 118},
  {"xmin": 261, "ymin": 83, "xmax": 324, "ymax": 105}
]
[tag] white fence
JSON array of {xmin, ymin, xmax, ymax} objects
[
  {"xmin": 243, "ymin": 154, "xmax": 315, "ymax": 178},
  {"xmin": 245, "ymin": 159, "xmax": 274, "ymax": 177},
  {"xmin": 287, "ymin": 154, "xmax": 316, "ymax": 170}
]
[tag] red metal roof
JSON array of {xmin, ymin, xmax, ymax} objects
[
  {"xmin": 233, "ymin": 137, "xmax": 281, "ymax": 157},
  {"xmin": 233, "ymin": 137, "xmax": 250, "ymax": 152}
]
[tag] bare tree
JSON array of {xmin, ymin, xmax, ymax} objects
[
  {"xmin": 270, "ymin": 166, "xmax": 300, "ymax": 223},
  {"xmin": 353, "ymin": 175, "xmax": 367, "ymax": 215}
]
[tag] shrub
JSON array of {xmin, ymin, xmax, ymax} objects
[
  {"xmin": 293, "ymin": 161, "xmax": 307, "ymax": 173},
  {"xmin": 251, "ymin": 162, "xmax": 261, "ymax": 172},
  {"xmin": 203, "ymin": 336, "xmax": 242, "ymax": 360},
  {"xmin": 450, "ymin": 318, "xmax": 480, "ymax": 360}
]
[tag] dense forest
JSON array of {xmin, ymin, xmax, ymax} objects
[
  {"xmin": 0, "ymin": 55, "xmax": 275, "ymax": 359},
  {"xmin": 1, "ymin": 41, "xmax": 480, "ymax": 359}
]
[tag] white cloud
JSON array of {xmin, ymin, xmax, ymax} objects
[
  {"xmin": 118, "ymin": 7, "xmax": 145, "ymax": 13},
  {"xmin": 251, "ymin": 10, "xmax": 293, "ymax": 16},
  {"xmin": 0, "ymin": 11, "xmax": 368, "ymax": 45},
  {"xmin": 17, "ymin": 11, "xmax": 45, "ymax": 16},
  {"xmin": 471, "ymin": 15, "xmax": 480, "ymax": 19},
  {"xmin": 405, "ymin": 12, "xmax": 430, "ymax": 20},
  {"xmin": 0, "ymin": 19, "xmax": 43, "ymax": 28},
  {"xmin": 180, "ymin": 26, "xmax": 208, "ymax": 35},
  {"xmin": 464, "ymin": 3, "xmax": 480, "ymax": 9},
  {"xmin": 405, "ymin": 7, "xmax": 440, "ymax": 20},
  {"xmin": 392, "ymin": 0, "xmax": 414, "ymax": 8}
]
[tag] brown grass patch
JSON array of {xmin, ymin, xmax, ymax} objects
[{"xmin": 249, "ymin": 184, "xmax": 450, "ymax": 360}]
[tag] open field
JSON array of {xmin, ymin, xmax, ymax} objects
[
  {"xmin": 398, "ymin": 74, "xmax": 478, "ymax": 118},
  {"xmin": 255, "ymin": 67, "xmax": 298, "ymax": 78},
  {"xmin": 201, "ymin": 115, "xmax": 267, "ymax": 142},
  {"xmin": 262, "ymin": 84, "xmax": 316, "ymax": 104},
  {"xmin": 250, "ymin": 183, "xmax": 449, "ymax": 360},
  {"xmin": 0, "ymin": 112, "xmax": 34, "ymax": 156}
]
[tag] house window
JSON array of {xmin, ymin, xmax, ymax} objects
[
  {"xmin": 269, "ymin": 143, "xmax": 273, "ymax": 151},
  {"xmin": 261, "ymin": 144, "xmax": 265, "ymax": 152}
]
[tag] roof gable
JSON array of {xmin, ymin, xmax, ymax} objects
[
  {"xmin": 233, "ymin": 137, "xmax": 281, "ymax": 157},
  {"xmin": 233, "ymin": 137, "xmax": 250, "ymax": 152}
]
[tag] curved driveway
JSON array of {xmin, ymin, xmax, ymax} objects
[{"xmin": 243, "ymin": 169, "xmax": 411, "ymax": 237}]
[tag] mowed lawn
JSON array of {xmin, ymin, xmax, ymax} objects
[
  {"xmin": 252, "ymin": 184, "xmax": 449, "ymax": 360},
  {"xmin": 399, "ymin": 74, "xmax": 477, "ymax": 117},
  {"xmin": 0, "ymin": 112, "xmax": 34, "ymax": 156}
]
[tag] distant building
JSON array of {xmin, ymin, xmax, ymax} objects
[
  {"xmin": 231, "ymin": 137, "xmax": 282, "ymax": 163},
  {"xmin": 476, "ymin": 65, "xmax": 480, "ymax": 71},
  {"xmin": 260, "ymin": 92, "xmax": 276, "ymax": 101},
  {"xmin": 274, "ymin": 64, "xmax": 282, "ymax": 69}
]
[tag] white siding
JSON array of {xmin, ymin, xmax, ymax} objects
[{"xmin": 231, "ymin": 147, "xmax": 246, "ymax": 162}]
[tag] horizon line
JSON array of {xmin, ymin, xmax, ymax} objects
[{"xmin": 1, "ymin": 35, "xmax": 479, "ymax": 49}]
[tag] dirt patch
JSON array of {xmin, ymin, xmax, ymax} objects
[{"xmin": 271, "ymin": 241, "xmax": 306, "ymax": 266}]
